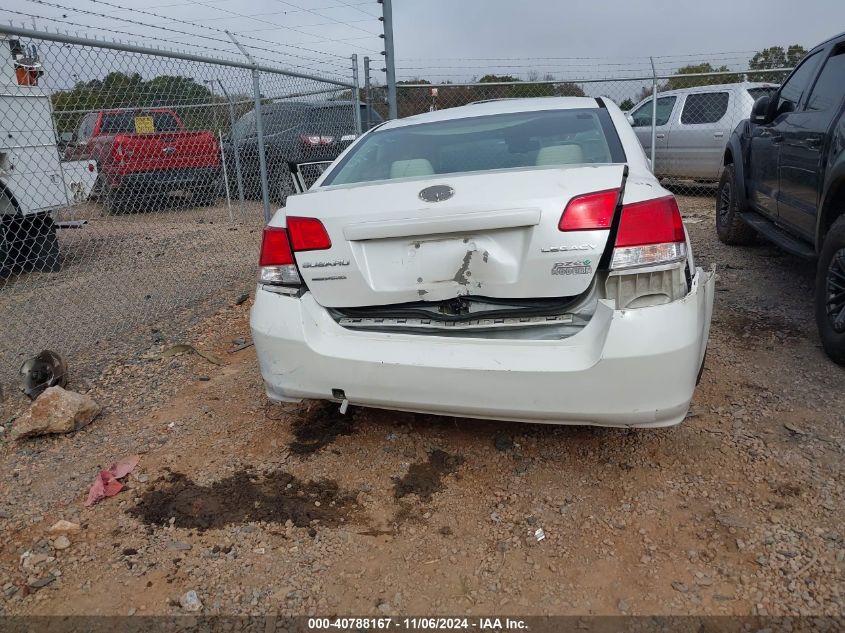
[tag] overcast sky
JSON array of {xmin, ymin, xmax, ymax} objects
[{"xmin": 2, "ymin": 0, "xmax": 843, "ymax": 82}]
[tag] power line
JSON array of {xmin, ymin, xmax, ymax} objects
[
  {"xmin": 5, "ymin": 4, "xmax": 350, "ymax": 78},
  {"xmin": 77, "ymin": 0, "xmax": 353, "ymax": 65}
]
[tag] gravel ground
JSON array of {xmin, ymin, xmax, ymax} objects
[
  {"xmin": 0, "ymin": 198, "xmax": 264, "ymax": 392},
  {"xmin": 0, "ymin": 195, "xmax": 843, "ymax": 617}
]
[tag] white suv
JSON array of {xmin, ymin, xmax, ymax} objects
[
  {"xmin": 251, "ymin": 97, "xmax": 715, "ymax": 427},
  {"xmin": 629, "ymin": 82, "xmax": 778, "ymax": 180}
]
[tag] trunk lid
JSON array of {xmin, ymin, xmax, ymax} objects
[{"xmin": 283, "ymin": 165, "xmax": 626, "ymax": 308}]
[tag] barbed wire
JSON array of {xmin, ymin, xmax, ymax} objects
[
  {"xmin": 2, "ymin": 8, "xmax": 351, "ymax": 81},
  {"xmin": 76, "ymin": 0, "xmax": 355, "ymax": 65}
]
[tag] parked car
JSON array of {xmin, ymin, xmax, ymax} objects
[
  {"xmin": 250, "ymin": 97, "xmax": 716, "ymax": 427},
  {"xmin": 628, "ymin": 82, "xmax": 779, "ymax": 181},
  {"xmin": 65, "ymin": 108, "xmax": 221, "ymax": 213},
  {"xmin": 223, "ymin": 101, "xmax": 382, "ymax": 204},
  {"xmin": 717, "ymin": 33, "xmax": 845, "ymax": 365}
]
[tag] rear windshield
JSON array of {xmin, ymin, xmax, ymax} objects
[
  {"xmin": 747, "ymin": 86, "xmax": 778, "ymax": 101},
  {"xmin": 306, "ymin": 105, "xmax": 356, "ymax": 131},
  {"xmin": 322, "ymin": 108, "xmax": 625, "ymax": 186},
  {"xmin": 100, "ymin": 111, "xmax": 179, "ymax": 134}
]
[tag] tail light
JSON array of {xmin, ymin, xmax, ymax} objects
[
  {"xmin": 287, "ymin": 217, "xmax": 332, "ymax": 251},
  {"xmin": 259, "ymin": 217, "xmax": 331, "ymax": 286},
  {"xmin": 259, "ymin": 227, "xmax": 301, "ymax": 285},
  {"xmin": 611, "ymin": 196, "xmax": 686, "ymax": 270},
  {"xmin": 300, "ymin": 134, "xmax": 334, "ymax": 146},
  {"xmin": 559, "ymin": 189, "xmax": 619, "ymax": 231}
]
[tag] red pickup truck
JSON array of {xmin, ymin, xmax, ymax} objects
[{"xmin": 65, "ymin": 108, "xmax": 220, "ymax": 213}]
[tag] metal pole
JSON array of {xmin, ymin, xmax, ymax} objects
[
  {"xmin": 381, "ymin": 0, "xmax": 398, "ymax": 119},
  {"xmin": 351, "ymin": 54, "xmax": 362, "ymax": 136},
  {"xmin": 229, "ymin": 31, "xmax": 272, "ymax": 223},
  {"xmin": 649, "ymin": 56, "xmax": 657, "ymax": 173},
  {"xmin": 217, "ymin": 80, "xmax": 246, "ymax": 219},
  {"xmin": 252, "ymin": 70, "xmax": 272, "ymax": 224},
  {"xmin": 218, "ymin": 129, "xmax": 233, "ymax": 222},
  {"xmin": 363, "ymin": 56, "xmax": 372, "ymax": 131}
]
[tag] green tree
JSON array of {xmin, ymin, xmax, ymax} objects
[
  {"xmin": 51, "ymin": 71, "xmax": 213, "ymax": 134},
  {"xmin": 664, "ymin": 63, "xmax": 736, "ymax": 90},
  {"xmin": 619, "ymin": 98, "xmax": 635, "ymax": 111},
  {"xmin": 748, "ymin": 45, "xmax": 807, "ymax": 81}
]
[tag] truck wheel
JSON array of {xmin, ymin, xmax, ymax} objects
[
  {"xmin": 32, "ymin": 215, "xmax": 62, "ymax": 272},
  {"xmin": 815, "ymin": 215, "xmax": 845, "ymax": 366},
  {"xmin": 0, "ymin": 220, "xmax": 11, "ymax": 277},
  {"xmin": 103, "ymin": 185, "xmax": 131, "ymax": 215},
  {"xmin": 716, "ymin": 164, "xmax": 756, "ymax": 245}
]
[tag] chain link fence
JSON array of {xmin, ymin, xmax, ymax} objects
[
  {"xmin": 0, "ymin": 25, "xmax": 358, "ymax": 390},
  {"xmin": 378, "ymin": 69, "xmax": 791, "ymax": 196}
]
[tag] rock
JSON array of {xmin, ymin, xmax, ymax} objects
[
  {"xmin": 0, "ymin": 510, "xmax": 12, "ymax": 519},
  {"xmin": 12, "ymin": 387, "xmax": 101, "ymax": 440},
  {"xmin": 617, "ymin": 599, "xmax": 629, "ymax": 612},
  {"xmin": 52, "ymin": 536, "xmax": 71, "ymax": 550},
  {"xmin": 48, "ymin": 520, "xmax": 81, "ymax": 536},
  {"xmin": 494, "ymin": 436, "xmax": 514, "ymax": 452},
  {"xmin": 168, "ymin": 542, "xmax": 192, "ymax": 551},
  {"xmin": 671, "ymin": 581, "xmax": 689, "ymax": 593},
  {"xmin": 28, "ymin": 575, "xmax": 56, "ymax": 589},
  {"xmin": 180, "ymin": 590, "xmax": 203, "ymax": 612}
]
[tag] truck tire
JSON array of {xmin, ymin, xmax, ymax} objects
[
  {"xmin": 27, "ymin": 215, "xmax": 62, "ymax": 273},
  {"xmin": 1, "ymin": 191, "xmax": 17, "ymax": 276},
  {"xmin": 103, "ymin": 185, "xmax": 131, "ymax": 215},
  {"xmin": 0, "ymin": 220, "xmax": 11, "ymax": 277},
  {"xmin": 815, "ymin": 215, "xmax": 845, "ymax": 366},
  {"xmin": 716, "ymin": 164, "xmax": 757, "ymax": 245}
]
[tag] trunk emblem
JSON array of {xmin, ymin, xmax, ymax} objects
[
  {"xmin": 419, "ymin": 185, "xmax": 454, "ymax": 203},
  {"xmin": 162, "ymin": 146, "xmax": 176, "ymax": 154}
]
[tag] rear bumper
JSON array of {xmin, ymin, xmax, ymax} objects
[
  {"xmin": 108, "ymin": 166, "xmax": 220, "ymax": 191},
  {"xmin": 250, "ymin": 268, "xmax": 716, "ymax": 428}
]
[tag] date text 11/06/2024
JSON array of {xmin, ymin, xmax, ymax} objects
[{"xmin": 307, "ymin": 617, "xmax": 528, "ymax": 630}]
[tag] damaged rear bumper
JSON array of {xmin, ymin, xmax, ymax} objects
[{"xmin": 250, "ymin": 267, "xmax": 716, "ymax": 428}]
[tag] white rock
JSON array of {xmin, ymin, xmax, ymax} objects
[{"xmin": 180, "ymin": 590, "xmax": 203, "ymax": 612}]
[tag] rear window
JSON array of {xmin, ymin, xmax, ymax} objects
[
  {"xmin": 100, "ymin": 111, "xmax": 179, "ymax": 134},
  {"xmin": 322, "ymin": 108, "xmax": 625, "ymax": 186},
  {"xmin": 306, "ymin": 105, "xmax": 356, "ymax": 131},
  {"xmin": 747, "ymin": 86, "xmax": 778, "ymax": 101}
]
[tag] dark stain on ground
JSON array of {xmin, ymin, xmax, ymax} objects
[
  {"xmin": 394, "ymin": 449, "xmax": 465, "ymax": 502},
  {"xmin": 128, "ymin": 470, "xmax": 358, "ymax": 531},
  {"xmin": 289, "ymin": 402, "xmax": 356, "ymax": 455}
]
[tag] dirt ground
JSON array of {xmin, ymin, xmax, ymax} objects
[{"xmin": 0, "ymin": 195, "xmax": 843, "ymax": 617}]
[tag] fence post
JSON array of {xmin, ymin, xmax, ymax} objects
[
  {"xmin": 228, "ymin": 31, "xmax": 272, "ymax": 223},
  {"xmin": 649, "ymin": 56, "xmax": 657, "ymax": 173},
  {"xmin": 251, "ymin": 70, "xmax": 272, "ymax": 224},
  {"xmin": 351, "ymin": 54, "xmax": 362, "ymax": 136},
  {"xmin": 381, "ymin": 0, "xmax": 398, "ymax": 119},
  {"xmin": 217, "ymin": 79, "xmax": 246, "ymax": 219},
  {"xmin": 363, "ymin": 56, "xmax": 372, "ymax": 131}
]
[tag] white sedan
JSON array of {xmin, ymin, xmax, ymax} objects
[{"xmin": 250, "ymin": 97, "xmax": 715, "ymax": 427}]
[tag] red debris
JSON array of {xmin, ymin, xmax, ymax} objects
[{"xmin": 84, "ymin": 454, "xmax": 140, "ymax": 507}]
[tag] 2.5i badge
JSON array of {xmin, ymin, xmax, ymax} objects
[{"xmin": 551, "ymin": 260, "xmax": 592, "ymax": 276}]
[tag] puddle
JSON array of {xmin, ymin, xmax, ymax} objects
[
  {"xmin": 128, "ymin": 470, "xmax": 358, "ymax": 530},
  {"xmin": 394, "ymin": 449, "xmax": 464, "ymax": 502},
  {"xmin": 289, "ymin": 403, "xmax": 356, "ymax": 455}
]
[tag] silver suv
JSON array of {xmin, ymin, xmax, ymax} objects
[{"xmin": 628, "ymin": 82, "xmax": 778, "ymax": 180}]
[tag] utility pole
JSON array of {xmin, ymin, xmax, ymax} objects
[{"xmin": 378, "ymin": 0, "xmax": 397, "ymax": 119}]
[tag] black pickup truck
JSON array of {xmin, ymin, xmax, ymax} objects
[{"xmin": 716, "ymin": 31, "xmax": 845, "ymax": 365}]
